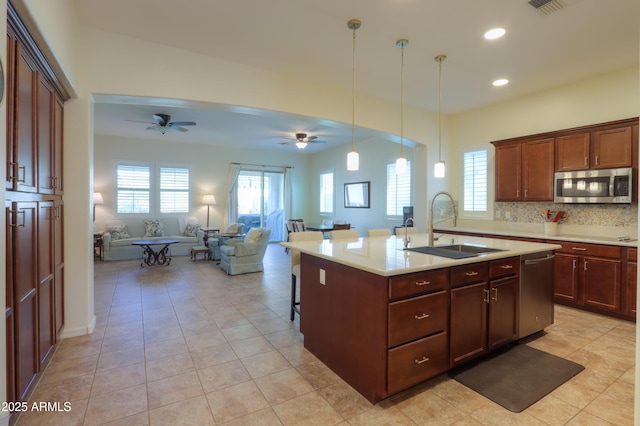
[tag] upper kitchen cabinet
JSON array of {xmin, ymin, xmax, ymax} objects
[
  {"xmin": 556, "ymin": 123, "xmax": 635, "ymax": 172},
  {"xmin": 493, "ymin": 138, "xmax": 554, "ymax": 202}
]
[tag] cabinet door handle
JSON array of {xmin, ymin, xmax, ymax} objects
[
  {"xmin": 572, "ymin": 259, "xmax": 577, "ymax": 269},
  {"xmin": 595, "ymin": 155, "xmax": 599, "ymax": 165},
  {"xmin": 483, "ymin": 289, "xmax": 490, "ymax": 304},
  {"xmin": 415, "ymin": 280, "xmax": 430, "ymax": 286},
  {"xmin": 516, "ymin": 189, "xmax": 520, "ymax": 198},
  {"xmin": 571, "ymin": 247, "xmax": 587, "ymax": 251},
  {"xmin": 524, "ymin": 189, "xmax": 528, "ymax": 198},
  {"xmin": 9, "ymin": 209, "xmax": 25, "ymax": 227},
  {"xmin": 492, "ymin": 287, "xmax": 498, "ymax": 301},
  {"xmin": 465, "ymin": 271, "xmax": 479, "ymax": 277},
  {"xmin": 584, "ymin": 260, "xmax": 588, "ymax": 271},
  {"xmin": 500, "ymin": 265, "xmax": 513, "ymax": 269},
  {"xmin": 414, "ymin": 356, "xmax": 430, "ymax": 364},
  {"xmin": 414, "ymin": 313, "xmax": 430, "ymax": 320},
  {"xmin": 584, "ymin": 156, "xmax": 588, "ymax": 166}
]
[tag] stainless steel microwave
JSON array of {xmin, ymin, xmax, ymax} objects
[{"xmin": 554, "ymin": 167, "xmax": 633, "ymax": 204}]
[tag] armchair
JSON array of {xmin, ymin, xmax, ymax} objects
[
  {"xmin": 219, "ymin": 228, "xmax": 271, "ymax": 275},
  {"xmin": 207, "ymin": 223, "xmax": 246, "ymax": 261}
]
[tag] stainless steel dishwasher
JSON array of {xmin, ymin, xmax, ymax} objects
[{"xmin": 519, "ymin": 251, "xmax": 555, "ymax": 338}]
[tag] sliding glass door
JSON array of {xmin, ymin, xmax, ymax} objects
[{"xmin": 236, "ymin": 170, "xmax": 284, "ymax": 242}]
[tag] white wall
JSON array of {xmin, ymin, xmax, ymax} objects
[{"xmin": 93, "ymin": 135, "xmax": 312, "ymax": 232}]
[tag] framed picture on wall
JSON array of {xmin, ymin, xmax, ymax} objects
[{"xmin": 344, "ymin": 181, "xmax": 370, "ymax": 208}]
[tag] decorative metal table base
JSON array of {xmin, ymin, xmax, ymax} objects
[{"xmin": 131, "ymin": 239, "xmax": 180, "ymax": 267}]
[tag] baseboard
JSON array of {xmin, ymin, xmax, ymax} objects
[{"xmin": 58, "ymin": 315, "xmax": 97, "ymax": 339}]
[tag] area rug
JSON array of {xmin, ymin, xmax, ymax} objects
[{"xmin": 448, "ymin": 344, "xmax": 584, "ymax": 413}]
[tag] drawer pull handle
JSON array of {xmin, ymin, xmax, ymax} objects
[
  {"xmin": 465, "ymin": 271, "xmax": 479, "ymax": 277},
  {"xmin": 571, "ymin": 247, "xmax": 587, "ymax": 251},
  {"xmin": 414, "ymin": 313, "xmax": 430, "ymax": 320},
  {"xmin": 415, "ymin": 357, "xmax": 430, "ymax": 364},
  {"xmin": 415, "ymin": 280, "xmax": 431, "ymax": 286},
  {"xmin": 499, "ymin": 265, "xmax": 513, "ymax": 269}
]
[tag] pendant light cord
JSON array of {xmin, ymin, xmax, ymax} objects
[
  {"xmin": 437, "ymin": 55, "xmax": 444, "ymax": 162},
  {"xmin": 351, "ymin": 24, "xmax": 356, "ymax": 152},
  {"xmin": 400, "ymin": 43, "xmax": 405, "ymax": 157}
]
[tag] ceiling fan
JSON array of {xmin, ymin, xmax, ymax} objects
[
  {"xmin": 127, "ymin": 113, "xmax": 197, "ymax": 134},
  {"xmin": 280, "ymin": 133, "xmax": 327, "ymax": 149}
]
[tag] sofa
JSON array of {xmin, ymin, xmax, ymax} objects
[
  {"xmin": 219, "ymin": 228, "xmax": 271, "ymax": 275},
  {"xmin": 101, "ymin": 217, "xmax": 205, "ymax": 261}
]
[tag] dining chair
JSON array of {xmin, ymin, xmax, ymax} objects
[
  {"xmin": 329, "ymin": 229, "xmax": 359, "ymax": 239},
  {"xmin": 395, "ymin": 227, "xmax": 418, "ymax": 235},
  {"xmin": 367, "ymin": 228, "xmax": 391, "ymax": 237},
  {"xmin": 289, "ymin": 231, "xmax": 324, "ymax": 321},
  {"xmin": 285, "ymin": 220, "xmax": 298, "ymax": 253},
  {"xmin": 321, "ymin": 219, "xmax": 334, "ymax": 226}
]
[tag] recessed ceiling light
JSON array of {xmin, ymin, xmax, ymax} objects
[
  {"xmin": 484, "ymin": 28, "xmax": 506, "ymax": 40},
  {"xmin": 493, "ymin": 79, "xmax": 509, "ymax": 87}
]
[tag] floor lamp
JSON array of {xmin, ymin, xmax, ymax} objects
[
  {"xmin": 202, "ymin": 194, "xmax": 216, "ymax": 227},
  {"xmin": 93, "ymin": 192, "xmax": 104, "ymax": 222}
]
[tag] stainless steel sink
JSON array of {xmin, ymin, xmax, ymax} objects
[{"xmin": 404, "ymin": 244, "xmax": 505, "ymax": 259}]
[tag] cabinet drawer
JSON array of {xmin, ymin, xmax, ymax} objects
[
  {"xmin": 388, "ymin": 290, "xmax": 448, "ymax": 347},
  {"xmin": 451, "ymin": 263, "xmax": 488, "ymax": 288},
  {"xmin": 556, "ymin": 242, "xmax": 621, "ymax": 259},
  {"xmin": 389, "ymin": 269, "xmax": 449, "ymax": 300},
  {"xmin": 388, "ymin": 331, "xmax": 449, "ymax": 395},
  {"xmin": 489, "ymin": 257, "xmax": 520, "ymax": 278}
]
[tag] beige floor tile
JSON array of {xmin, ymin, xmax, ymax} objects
[
  {"xmin": 565, "ymin": 411, "xmax": 615, "ymax": 425},
  {"xmin": 525, "ymin": 394, "xmax": 580, "ymax": 425},
  {"xmin": 16, "ymin": 398, "xmax": 88, "ymax": 426},
  {"xmin": 272, "ymin": 391, "xmax": 343, "ymax": 426},
  {"xmin": 220, "ymin": 323, "xmax": 262, "ymax": 342},
  {"xmin": 550, "ymin": 379, "xmax": 601, "ymax": 409},
  {"xmin": 190, "ymin": 343, "xmax": 238, "ymax": 370},
  {"xmin": 196, "ymin": 359, "xmax": 252, "ymax": 393},
  {"xmin": 97, "ymin": 346, "xmax": 145, "ymax": 371},
  {"xmin": 84, "ymin": 384, "xmax": 148, "ymax": 426},
  {"xmin": 147, "ymin": 370, "xmax": 204, "ymax": 409},
  {"xmin": 346, "ymin": 403, "xmax": 416, "ymax": 426},
  {"xmin": 101, "ymin": 412, "xmax": 149, "ymax": 425},
  {"xmin": 221, "ymin": 407, "xmax": 284, "ymax": 426},
  {"xmin": 206, "ymin": 380, "xmax": 269, "ymax": 423},
  {"xmin": 584, "ymin": 392, "xmax": 634, "ymax": 426},
  {"xmin": 100, "ymin": 331, "xmax": 144, "ymax": 354},
  {"xmin": 145, "ymin": 351, "xmax": 195, "ymax": 382},
  {"xmin": 469, "ymin": 404, "xmax": 547, "ymax": 425},
  {"xmin": 395, "ymin": 389, "xmax": 466, "ymax": 425},
  {"xmin": 241, "ymin": 350, "xmax": 291, "ymax": 379},
  {"xmin": 317, "ymin": 380, "xmax": 373, "ymax": 420},
  {"xmin": 144, "ymin": 336, "xmax": 188, "ymax": 361},
  {"xmin": 254, "ymin": 367, "xmax": 315, "ymax": 405},
  {"xmin": 230, "ymin": 335, "xmax": 276, "ymax": 359},
  {"xmin": 148, "ymin": 395, "xmax": 214, "ymax": 425},
  {"xmin": 184, "ymin": 328, "xmax": 227, "ymax": 351},
  {"xmin": 92, "ymin": 362, "xmax": 147, "ymax": 396}
]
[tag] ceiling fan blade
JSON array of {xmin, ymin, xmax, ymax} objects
[
  {"xmin": 170, "ymin": 121, "xmax": 196, "ymax": 126},
  {"xmin": 306, "ymin": 135, "xmax": 318, "ymax": 141},
  {"xmin": 310, "ymin": 140, "xmax": 327, "ymax": 144},
  {"xmin": 173, "ymin": 126, "xmax": 189, "ymax": 132},
  {"xmin": 126, "ymin": 119, "xmax": 156, "ymax": 124},
  {"xmin": 152, "ymin": 114, "xmax": 170, "ymax": 126}
]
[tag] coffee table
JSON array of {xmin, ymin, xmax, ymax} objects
[{"xmin": 132, "ymin": 239, "xmax": 180, "ymax": 267}]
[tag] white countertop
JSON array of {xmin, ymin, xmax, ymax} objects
[
  {"xmin": 281, "ymin": 234, "xmax": 561, "ymax": 277},
  {"xmin": 435, "ymin": 225, "xmax": 638, "ymax": 247}
]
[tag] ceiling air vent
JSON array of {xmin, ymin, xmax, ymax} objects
[{"xmin": 528, "ymin": 0, "xmax": 566, "ymax": 15}]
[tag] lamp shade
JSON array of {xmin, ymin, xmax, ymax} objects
[
  {"xmin": 434, "ymin": 161, "xmax": 446, "ymax": 178},
  {"xmin": 202, "ymin": 194, "xmax": 216, "ymax": 205},
  {"xmin": 93, "ymin": 192, "xmax": 104, "ymax": 205},
  {"xmin": 347, "ymin": 151, "xmax": 359, "ymax": 171},
  {"xmin": 396, "ymin": 157, "xmax": 408, "ymax": 174}
]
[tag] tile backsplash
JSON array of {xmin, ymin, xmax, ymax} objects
[{"xmin": 494, "ymin": 202, "xmax": 638, "ymax": 228}]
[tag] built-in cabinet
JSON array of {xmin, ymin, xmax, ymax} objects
[
  {"xmin": 450, "ymin": 257, "xmax": 519, "ymax": 367},
  {"xmin": 624, "ymin": 248, "xmax": 637, "ymax": 318},
  {"xmin": 493, "ymin": 118, "xmax": 639, "ymax": 202},
  {"xmin": 494, "ymin": 138, "xmax": 554, "ymax": 202},
  {"xmin": 5, "ymin": 3, "xmax": 69, "ymax": 415}
]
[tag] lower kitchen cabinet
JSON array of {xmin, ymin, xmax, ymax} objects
[
  {"xmin": 623, "ymin": 248, "xmax": 637, "ymax": 317},
  {"xmin": 450, "ymin": 258, "xmax": 520, "ymax": 367}
]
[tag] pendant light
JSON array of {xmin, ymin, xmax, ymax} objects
[
  {"xmin": 434, "ymin": 54, "xmax": 447, "ymax": 178},
  {"xmin": 395, "ymin": 39, "xmax": 408, "ymax": 175},
  {"xmin": 346, "ymin": 19, "xmax": 361, "ymax": 171}
]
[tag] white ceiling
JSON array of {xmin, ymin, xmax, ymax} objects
[{"xmin": 77, "ymin": 0, "xmax": 639, "ymax": 152}]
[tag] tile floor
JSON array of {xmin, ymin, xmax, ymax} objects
[{"xmin": 16, "ymin": 244, "xmax": 636, "ymax": 425}]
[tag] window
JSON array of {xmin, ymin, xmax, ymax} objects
[
  {"xmin": 117, "ymin": 164, "xmax": 150, "ymax": 214},
  {"xmin": 463, "ymin": 149, "xmax": 488, "ymax": 212},
  {"xmin": 320, "ymin": 171, "xmax": 334, "ymax": 214},
  {"xmin": 160, "ymin": 167, "xmax": 190, "ymax": 213},
  {"xmin": 386, "ymin": 161, "xmax": 412, "ymax": 217}
]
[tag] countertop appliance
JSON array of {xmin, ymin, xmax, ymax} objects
[
  {"xmin": 519, "ymin": 251, "xmax": 555, "ymax": 339},
  {"xmin": 554, "ymin": 167, "xmax": 632, "ymax": 203}
]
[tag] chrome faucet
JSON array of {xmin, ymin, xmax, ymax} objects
[
  {"xmin": 403, "ymin": 217, "xmax": 414, "ymax": 248},
  {"xmin": 429, "ymin": 191, "xmax": 458, "ymax": 246}
]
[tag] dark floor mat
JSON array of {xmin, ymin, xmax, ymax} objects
[{"xmin": 448, "ymin": 344, "xmax": 584, "ymax": 413}]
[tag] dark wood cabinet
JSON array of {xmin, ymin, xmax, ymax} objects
[
  {"xmin": 494, "ymin": 138, "xmax": 554, "ymax": 201},
  {"xmin": 5, "ymin": 5, "xmax": 68, "ymax": 412},
  {"xmin": 450, "ymin": 258, "xmax": 520, "ymax": 367},
  {"xmin": 592, "ymin": 126, "xmax": 633, "ymax": 169},
  {"xmin": 556, "ymin": 133, "xmax": 590, "ymax": 171},
  {"xmin": 553, "ymin": 252, "xmax": 579, "ymax": 303},
  {"xmin": 623, "ymin": 248, "xmax": 637, "ymax": 317}
]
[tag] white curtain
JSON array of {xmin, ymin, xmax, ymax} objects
[
  {"xmin": 226, "ymin": 163, "xmax": 241, "ymax": 225},
  {"xmin": 283, "ymin": 167, "xmax": 293, "ymax": 232}
]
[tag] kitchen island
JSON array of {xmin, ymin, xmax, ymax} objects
[{"xmin": 282, "ymin": 233, "xmax": 561, "ymax": 403}]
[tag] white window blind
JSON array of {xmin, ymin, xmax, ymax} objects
[
  {"xmin": 463, "ymin": 150, "xmax": 488, "ymax": 212},
  {"xmin": 117, "ymin": 164, "xmax": 150, "ymax": 214},
  {"xmin": 320, "ymin": 172, "xmax": 334, "ymax": 214},
  {"xmin": 386, "ymin": 161, "xmax": 412, "ymax": 217},
  {"xmin": 160, "ymin": 167, "xmax": 190, "ymax": 213}
]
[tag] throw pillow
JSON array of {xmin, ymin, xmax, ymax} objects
[
  {"xmin": 178, "ymin": 216, "xmax": 199, "ymax": 234},
  {"xmin": 245, "ymin": 228, "xmax": 262, "ymax": 244},
  {"xmin": 106, "ymin": 225, "xmax": 130, "ymax": 241},
  {"xmin": 144, "ymin": 220, "xmax": 165, "ymax": 237},
  {"xmin": 184, "ymin": 223, "xmax": 201, "ymax": 237}
]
